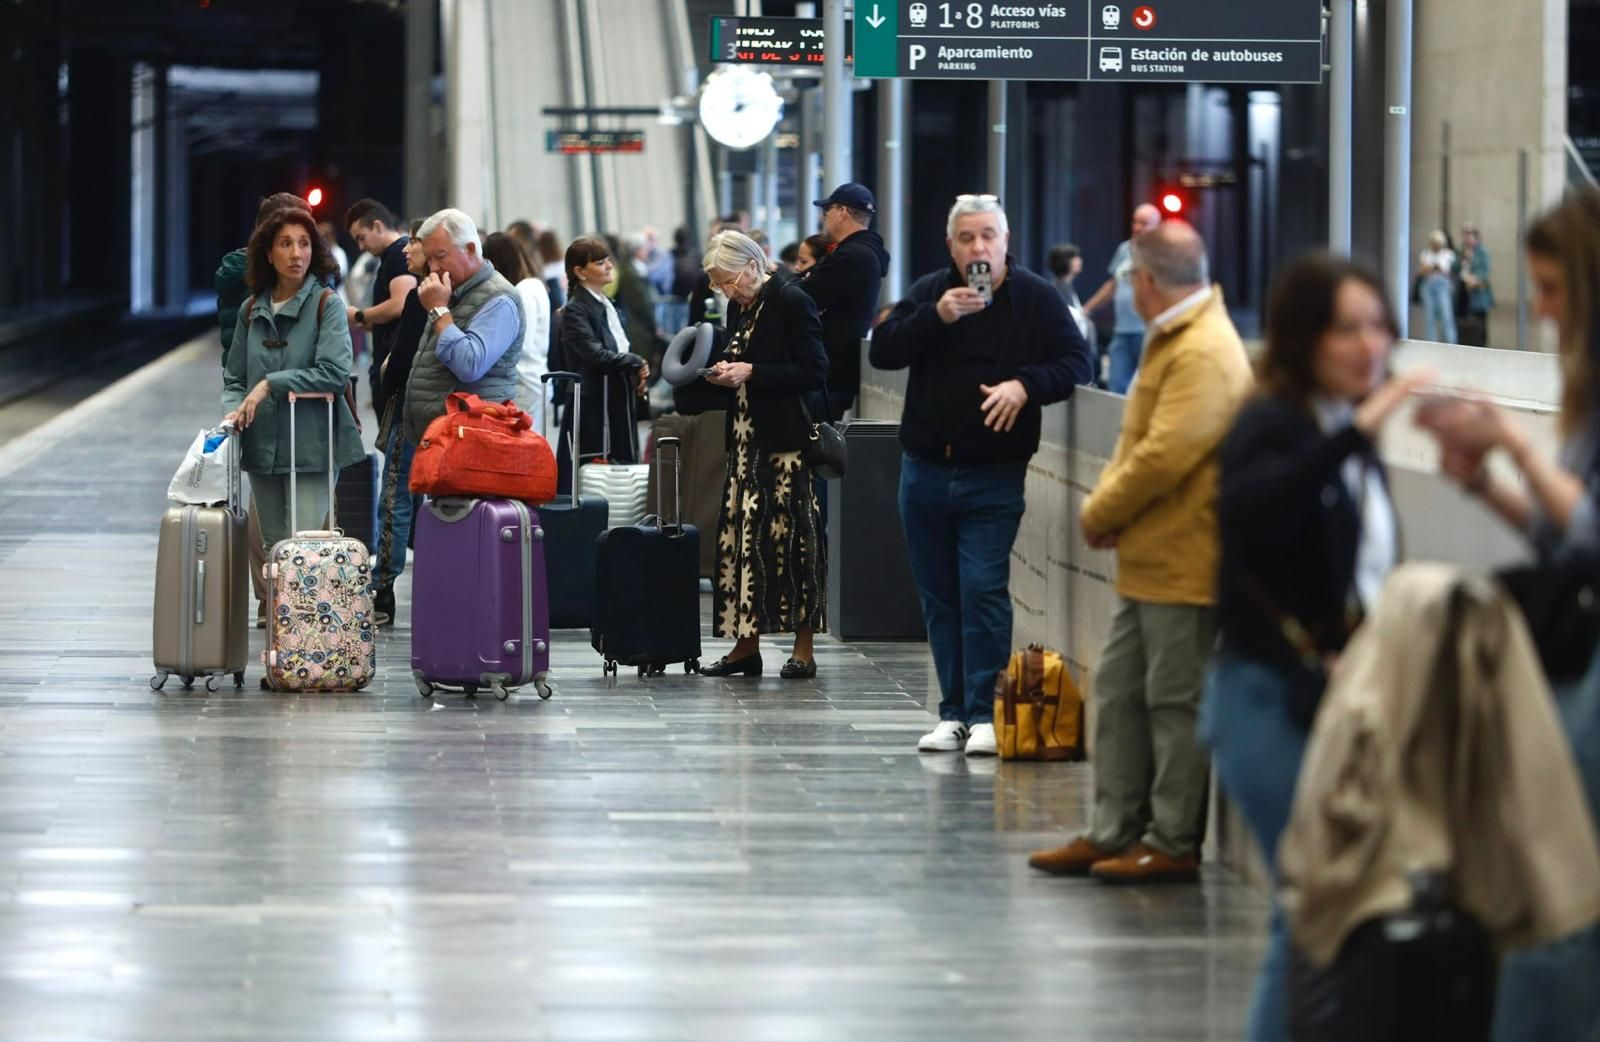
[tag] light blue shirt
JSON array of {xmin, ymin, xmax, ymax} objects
[
  {"xmin": 1110, "ymin": 240, "xmax": 1144, "ymax": 335},
  {"xmin": 435, "ymin": 294, "xmax": 522, "ymax": 384}
]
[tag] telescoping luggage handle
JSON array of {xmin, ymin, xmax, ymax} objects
[
  {"xmin": 654, "ymin": 435, "xmax": 685, "ymax": 536},
  {"xmin": 215, "ymin": 419, "xmax": 244, "ymax": 517},
  {"xmin": 541, "ymin": 371, "xmax": 583, "ymax": 509},
  {"xmin": 285, "ymin": 390, "xmax": 341, "ymax": 538}
]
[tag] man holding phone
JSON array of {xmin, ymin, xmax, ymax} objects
[{"xmin": 871, "ymin": 194, "xmax": 1095, "ymax": 756}]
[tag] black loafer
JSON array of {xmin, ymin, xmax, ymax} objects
[
  {"xmin": 780, "ymin": 658, "xmax": 817, "ymax": 680},
  {"xmin": 700, "ymin": 653, "xmax": 764, "ymax": 677}
]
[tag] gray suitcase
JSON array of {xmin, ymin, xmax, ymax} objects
[{"xmin": 152, "ymin": 425, "xmax": 249, "ymax": 691}]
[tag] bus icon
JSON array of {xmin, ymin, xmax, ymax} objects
[{"xmin": 1098, "ymin": 46, "xmax": 1123, "ymax": 72}]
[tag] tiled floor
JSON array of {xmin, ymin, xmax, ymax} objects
[{"xmin": 0, "ymin": 338, "xmax": 1265, "ymax": 1041}]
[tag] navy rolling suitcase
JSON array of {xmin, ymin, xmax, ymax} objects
[
  {"xmin": 335, "ymin": 452, "xmax": 380, "ymax": 554},
  {"xmin": 540, "ymin": 371, "xmax": 609, "ymax": 629},
  {"xmin": 591, "ymin": 436, "xmax": 703, "ymax": 677}
]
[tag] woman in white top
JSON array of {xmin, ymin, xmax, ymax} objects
[
  {"xmin": 1418, "ymin": 228, "xmax": 1459, "ymax": 344},
  {"xmin": 482, "ymin": 231, "xmax": 550, "ymax": 431}
]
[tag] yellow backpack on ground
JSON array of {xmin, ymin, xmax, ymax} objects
[{"xmin": 995, "ymin": 644, "xmax": 1085, "ymax": 762}]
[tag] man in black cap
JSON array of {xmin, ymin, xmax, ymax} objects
[{"xmin": 801, "ymin": 183, "xmax": 890, "ymax": 421}]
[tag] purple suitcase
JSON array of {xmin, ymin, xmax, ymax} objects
[{"xmin": 410, "ymin": 497, "xmax": 554, "ymax": 700}]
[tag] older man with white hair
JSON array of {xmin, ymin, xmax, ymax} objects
[
  {"xmin": 403, "ymin": 207, "xmax": 525, "ymax": 445},
  {"xmin": 871, "ymin": 194, "xmax": 1095, "ymax": 756}
]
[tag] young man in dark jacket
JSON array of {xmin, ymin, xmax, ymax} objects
[
  {"xmin": 870, "ymin": 195, "xmax": 1094, "ymax": 756},
  {"xmin": 801, "ymin": 182, "xmax": 891, "ymax": 420}
]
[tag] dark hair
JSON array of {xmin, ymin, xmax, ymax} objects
[
  {"xmin": 482, "ymin": 231, "xmax": 533, "ymax": 284},
  {"xmin": 244, "ymin": 208, "xmax": 338, "ymax": 294},
  {"xmin": 564, "ymin": 235, "xmax": 611, "ymax": 283},
  {"xmin": 1526, "ymin": 188, "xmax": 1600, "ymax": 437},
  {"xmin": 409, "ymin": 218, "xmax": 424, "ymax": 237},
  {"xmin": 800, "ymin": 235, "xmax": 830, "ymax": 268},
  {"xmin": 345, "ymin": 198, "xmax": 399, "ymax": 231},
  {"xmin": 1258, "ymin": 253, "xmax": 1398, "ymax": 405},
  {"xmin": 536, "ymin": 229, "xmax": 563, "ymax": 265},
  {"xmin": 507, "ymin": 220, "xmax": 536, "ymax": 245},
  {"xmin": 255, "ymin": 192, "xmax": 308, "ymax": 229},
  {"xmin": 1047, "ymin": 243, "xmax": 1082, "ymax": 277},
  {"xmin": 779, "ymin": 242, "xmax": 801, "ymax": 265}
]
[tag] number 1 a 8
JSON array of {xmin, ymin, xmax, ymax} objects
[{"xmin": 939, "ymin": 2, "xmax": 984, "ymax": 28}]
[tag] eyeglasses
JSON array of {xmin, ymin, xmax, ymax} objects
[{"xmin": 712, "ymin": 269, "xmax": 747, "ymax": 294}]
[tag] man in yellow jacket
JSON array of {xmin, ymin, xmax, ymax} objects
[{"xmin": 1030, "ymin": 220, "xmax": 1253, "ymax": 883}]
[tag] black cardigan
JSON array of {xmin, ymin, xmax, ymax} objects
[
  {"xmin": 699, "ymin": 273, "xmax": 828, "ymax": 453},
  {"xmin": 556, "ymin": 289, "xmax": 647, "ymax": 481},
  {"xmin": 1217, "ymin": 396, "xmax": 1396, "ymax": 672}
]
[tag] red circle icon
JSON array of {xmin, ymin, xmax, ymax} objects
[{"xmin": 1133, "ymin": 5, "xmax": 1157, "ymax": 29}]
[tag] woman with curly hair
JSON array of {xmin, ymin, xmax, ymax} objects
[{"xmin": 222, "ymin": 206, "xmax": 365, "ymax": 551}]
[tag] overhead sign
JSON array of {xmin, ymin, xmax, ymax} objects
[
  {"xmin": 709, "ymin": 16, "xmax": 853, "ymax": 67},
  {"xmin": 545, "ymin": 130, "xmax": 645, "ymax": 155},
  {"xmin": 854, "ymin": 0, "xmax": 1324, "ymax": 83}
]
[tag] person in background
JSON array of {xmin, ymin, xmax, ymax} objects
[
  {"xmin": 804, "ymin": 183, "xmax": 890, "ymax": 421},
  {"xmin": 222, "ymin": 207, "xmax": 364, "ymax": 562},
  {"xmin": 695, "ymin": 230, "xmax": 830, "ymax": 680},
  {"xmin": 344, "ymin": 199, "xmax": 417, "ymax": 416},
  {"xmin": 1084, "ymin": 204, "xmax": 1163, "ymax": 394},
  {"xmin": 618, "ymin": 232, "xmax": 664, "ymax": 372},
  {"xmin": 1048, "ymin": 242, "xmax": 1096, "ymax": 348},
  {"xmin": 778, "ymin": 241, "xmax": 801, "ymax": 274},
  {"xmin": 794, "ymin": 235, "xmax": 830, "ymax": 276},
  {"xmin": 368, "ymin": 221, "xmax": 430, "ymax": 626},
  {"xmin": 1415, "ymin": 187, "xmax": 1600, "ymax": 1042},
  {"xmin": 870, "ymin": 194, "xmax": 1094, "ymax": 755},
  {"xmin": 1030, "ymin": 220, "xmax": 1252, "ymax": 879},
  {"xmin": 482, "ymin": 230, "xmax": 551, "ymax": 430},
  {"xmin": 1418, "ymin": 229, "xmax": 1459, "ymax": 344},
  {"xmin": 215, "ymin": 190, "xmax": 309, "ymax": 627},
  {"xmin": 343, "ymin": 250, "xmax": 378, "ymax": 364},
  {"xmin": 1202, "ymin": 255, "xmax": 1425, "ymax": 1041},
  {"xmin": 316, "ymin": 219, "xmax": 349, "ymax": 290},
  {"xmin": 506, "ymin": 219, "xmax": 541, "ymax": 263},
  {"xmin": 536, "ymin": 229, "xmax": 567, "ymax": 308},
  {"xmin": 1458, "ymin": 221, "xmax": 1494, "ymax": 347},
  {"xmin": 640, "ymin": 225, "xmax": 675, "ymax": 295},
  {"xmin": 556, "ymin": 236, "xmax": 650, "ymax": 494},
  {"xmin": 671, "ymin": 225, "xmax": 702, "ymax": 300}
]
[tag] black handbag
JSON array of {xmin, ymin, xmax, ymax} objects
[
  {"xmin": 1497, "ymin": 564, "xmax": 1600, "ymax": 683},
  {"xmin": 801, "ymin": 388, "xmax": 848, "ymax": 480}
]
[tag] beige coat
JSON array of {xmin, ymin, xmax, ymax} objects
[{"xmin": 1280, "ymin": 562, "xmax": 1600, "ymax": 967}]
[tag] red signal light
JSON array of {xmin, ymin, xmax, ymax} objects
[
  {"xmin": 307, "ymin": 187, "xmax": 324, "ymax": 208},
  {"xmin": 1160, "ymin": 192, "xmax": 1184, "ymax": 215}
]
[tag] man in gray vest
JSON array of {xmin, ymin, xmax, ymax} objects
[{"xmin": 404, "ymin": 207, "xmax": 525, "ymax": 447}]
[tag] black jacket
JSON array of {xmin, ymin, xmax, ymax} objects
[
  {"xmin": 800, "ymin": 228, "xmax": 889, "ymax": 417},
  {"xmin": 869, "ymin": 259, "xmax": 1094, "ymax": 465},
  {"xmin": 1217, "ymin": 396, "xmax": 1396, "ymax": 672},
  {"xmin": 695, "ymin": 273, "xmax": 828, "ymax": 454},
  {"xmin": 555, "ymin": 288, "xmax": 647, "ymax": 487},
  {"xmin": 376, "ymin": 288, "xmax": 427, "ymax": 423}
]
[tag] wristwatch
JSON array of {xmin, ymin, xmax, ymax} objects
[
  {"xmin": 354, "ymin": 308, "xmax": 366, "ymax": 326},
  {"xmin": 428, "ymin": 305, "xmax": 450, "ymax": 325}
]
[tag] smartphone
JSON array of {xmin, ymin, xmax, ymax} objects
[
  {"xmin": 966, "ymin": 260, "xmax": 993, "ymax": 306},
  {"xmin": 696, "ymin": 367, "xmax": 718, "ymax": 378}
]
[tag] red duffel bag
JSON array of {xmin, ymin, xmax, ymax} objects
[{"xmin": 409, "ymin": 393, "xmax": 558, "ymax": 504}]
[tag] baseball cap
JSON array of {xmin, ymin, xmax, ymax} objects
[{"xmin": 813, "ymin": 183, "xmax": 877, "ymax": 213}]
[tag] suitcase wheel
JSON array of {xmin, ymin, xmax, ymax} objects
[
  {"xmin": 602, "ymin": 660, "xmax": 618, "ymax": 677},
  {"xmin": 150, "ymin": 672, "xmax": 169, "ymax": 692},
  {"xmin": 685, "ymin": 659, "xmax": 701, "ymax": 675},
  {"xmin": 205, "ymin": 675, "xmax": 221, "ymax": 693},
  {"xmin": 463, "ymin": 684, "xmax": 479, "ymax": 697},
  {"xmin": 180, "ymin": 675, "xmax": 195, "ymax": 690},
  {"xmin": 413, "ymin": 672, "xmax": 435, "ymax": 699},
  {"xmin": 492, "ymin": 683, "xmax": 510, "ymax": 702},
  {"xmin": 535, "ymin": 680, "xmax": 554, "ymax": 700}
]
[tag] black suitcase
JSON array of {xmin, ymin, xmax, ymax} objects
[
  {"xmin": 591, "ymin": 436, "xmax": 703, "ymax": 677},
  {"xmin": 541, "ymin": 372, "xmax": 609, "ymax": 629},
  {"xmin": 1288, "ymin": 876, "xmax": 1497, "ymax": 1041},
  {"xmin": 335, "ymin": 452, "xmax": 380, "ymax": 553}
]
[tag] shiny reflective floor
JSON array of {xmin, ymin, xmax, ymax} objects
[{"xmin": 0, "ymin": 339, "xmax": 1265, "ymax": 1041}]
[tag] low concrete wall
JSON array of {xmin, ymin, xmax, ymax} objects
[{"xmin": 859, "ymin": 338, "xmax": 1549, "ymax": 877}]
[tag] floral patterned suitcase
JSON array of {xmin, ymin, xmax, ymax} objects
[{"xmin": 263, "ymin": 392, "xmax": 376, "ymax": 692}]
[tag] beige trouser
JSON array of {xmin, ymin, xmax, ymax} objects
[{"xmin": 1088, "ymin": 596, "xmax": 1217, "ymax": 859}]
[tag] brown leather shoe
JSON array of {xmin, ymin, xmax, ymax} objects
[
  {"xmin": 1027, "ymin": 836, "xmax": 1120, "ymax": 876},
  {"xmin": 1089, "ymin": 843, "xmax": 1200, "ymax": 884}
]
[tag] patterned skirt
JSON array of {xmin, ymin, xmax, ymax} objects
[{"xmin": 714, "ymin": 410, "xmax": 827, "ymax": 638}]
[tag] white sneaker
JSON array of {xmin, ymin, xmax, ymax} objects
[
  {"xmin": 918, "ymin": 720, "xmax": 969, "ymax": 752},
  {"xmin": 964, "ymin": 723, "xmax": 998, "ymax": 757}
]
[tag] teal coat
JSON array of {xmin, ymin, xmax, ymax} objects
[{"xmin": 222, "ymin": 276, "xmax": 365, "ymax": 475}]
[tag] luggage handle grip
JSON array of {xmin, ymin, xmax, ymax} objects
[
  {"xmin": 655, "ymin": 435, "xmax": 684, "ymax": 535},
  {"xmin": 542, "ymin": 373, "xmax": 583, "ymax": 508},
  {"xmin": 286, "ymin": 391, "xmax": 340, "ymax": 537}
]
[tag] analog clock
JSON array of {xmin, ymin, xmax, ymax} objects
[{"xmin": 698, "ymin": 67, "xmax": 784, "ymax": 150}]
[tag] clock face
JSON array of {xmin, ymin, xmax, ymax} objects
[{"xmin": 699, "ymin": 67, "xmax": 784, "ymax": 150}]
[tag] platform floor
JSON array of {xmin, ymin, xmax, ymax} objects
[{"xmin": 0, "ymin": 336, "xmax": 1264, "ymax": 1041}]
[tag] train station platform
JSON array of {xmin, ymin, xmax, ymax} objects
[{"xmin": 0, "ymin": 333, "xmax": 1263, "ymax": 1041}]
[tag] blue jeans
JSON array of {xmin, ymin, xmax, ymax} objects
[
  {"xmin": 375, "ymin": 422, "xmax": 420, "ymax": 591},
  {"xmin": 1494, "ymin": 647, "xmax": 1600, "ymax": 1042},
  {"xmin": 1108, "ymin": 331, "xmax": 1145, "ymax": 395},
  {"xmin": 1200, "ymin": 654, "xmax": 1318, "ymax": 1042},
  {"xmin": 898, "ymin": 453, "xmax": 1027, "ymax": 726},
  {"xmin": 1422, "ymin": 274, "xmax": 1458, "ymax": 344}
]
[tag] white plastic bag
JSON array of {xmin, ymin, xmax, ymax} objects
[{"xmin": 167, "ymin": 428, "xmax": 234, "ymax": 506}]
